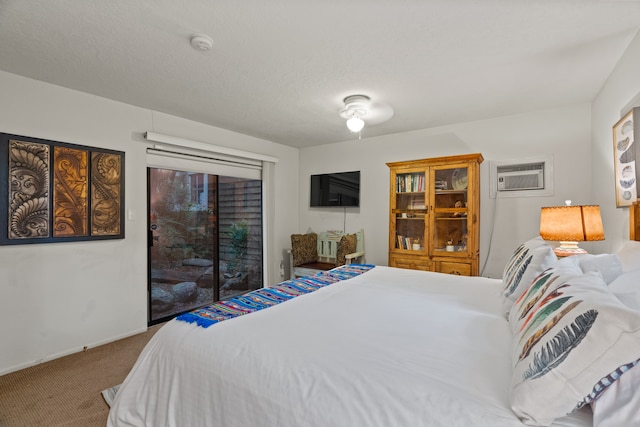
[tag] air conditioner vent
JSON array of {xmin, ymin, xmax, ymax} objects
[
  {"xmin": 496, "ymin": 162, "xmax": 545, "ymax": 174},
  {"xmin": 497, "ymin": 162, "xmax": 545, "ymax": 192}
]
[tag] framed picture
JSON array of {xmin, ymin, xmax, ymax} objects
[
  {"xmin": 0, "ymin": 132, "xmax": 125, "ymax": 245},
  {"xmin": 613, "ymin": 108, "xmax": 639, "ymax": 207}
]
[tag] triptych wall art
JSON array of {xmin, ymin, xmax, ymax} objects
[{"xmin": 0, "ymin": 132, "xmax": 125, "ymax": 245}]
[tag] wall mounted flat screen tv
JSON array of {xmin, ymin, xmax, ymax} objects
[{"xmin": 310, "ymin": 171, "xmax": 360, "ymax": 207}]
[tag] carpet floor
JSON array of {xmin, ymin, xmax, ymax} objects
[{"xmin": 0, "ymin": 323, "xmax": 163, "ymax": 427}]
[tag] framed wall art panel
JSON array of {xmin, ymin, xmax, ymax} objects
[
  {"xmin": 0, "ymin": 132, "xmax": 125, "ymax": 245},
  {"xmin": 613, "ymin": 108, "xmax": 640, "ymax": 207}
]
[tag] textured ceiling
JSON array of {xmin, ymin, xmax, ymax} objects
[{"xmin": 1, "ymin": 1, "xmax": 640, "ymax": 148}]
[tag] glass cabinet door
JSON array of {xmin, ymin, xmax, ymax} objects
[
  {"xmin": 432, "ymin": 165, "xmax": 469, "ymax": 255},
  {"xmin": 393, "ymin": 171, "xmax": 426, "ymax": 252}
]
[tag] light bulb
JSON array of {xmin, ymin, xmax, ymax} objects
[{"xmin": 346, "ymin": 116, "xmax": 365, "ymax": 133}]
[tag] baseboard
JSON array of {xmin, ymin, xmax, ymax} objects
[{"xmin": 0, "ymin": 326, "xmax": 149, "ymax": 376}]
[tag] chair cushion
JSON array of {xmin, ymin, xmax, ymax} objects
[
  {"xmin": 291, "ymin": 233, "xmax": 318, "ymax": 266},
  {"xmin": 336, "ymin": 233, "xmax": 357, "ymax": 266}
]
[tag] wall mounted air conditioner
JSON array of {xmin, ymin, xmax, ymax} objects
[
  {"xmin": 497, "ymin": 162, "xmax": 544, "ymax": 191},
  {"xmin": 489, "ymin": 156, "xmax": 553, "ymax": 198}
]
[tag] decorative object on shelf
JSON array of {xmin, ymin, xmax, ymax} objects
[
  {"xmin": 412, "ymin": 237, "xmax": 421, "ymax": 251},
  {"xmin": 539, "ymin": 200, "xmax": 605, "ymax": 257},
  {"xmin": 0, "ymin": 132, "xmax": 125, "ymax": 245},
  {"xmin": 613, "ymin": 107, "xmax": 639, "ymax": 207},
  {"xmin": 446, "ymin": 239, "xmax": 455, "ymax": 251},
  {"xmin": 452, "ymin": 200, "xmax": 466, "ymax": 217},
  {"xmin": 452, "ymin": 168, "xmax": 468, "ymax": 190},
  {"xmin": 435, "ymin": 180, "xmax": 447, "ymax": 190}
]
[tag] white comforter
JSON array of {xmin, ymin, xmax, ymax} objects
[{"xmin": 108, "ymin": 266, "xmax": 592, "ymax": 427}]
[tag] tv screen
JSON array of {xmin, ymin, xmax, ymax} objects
[{"xmin": 310, "ymin": 171, "xmax": 360, "ymax": 207}]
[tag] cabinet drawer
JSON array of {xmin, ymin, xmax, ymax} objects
[
  {"xmin": 438, "ymin": 261, "xmax": 471, "ymax": 276},
  {"xmin": 390, "ymin": 256, "xmax": 433, "ymax": 271}
]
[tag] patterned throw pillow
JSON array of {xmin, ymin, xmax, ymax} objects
[
  {"xmin": 336, "ymin": 233, "xmax": 357, "ymax": 266},
  {"xmin": 507, "ymin": 256, "xmax": 582, "ymax": 331},
  {"xmin": 291, "ymin": 233, "xmax": 318, "ymax": 267},
  {"xmin": 509, "ymin": 267, "xmax": 640, "ymax": 425},
  {"xmin": 502, "ymin": 236, "xmax": 557, "ymax": 305}
]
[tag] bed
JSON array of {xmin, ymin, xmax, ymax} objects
[{"xmin": 108, "ymin": 238, "xmax": 640, "ymax": 427}]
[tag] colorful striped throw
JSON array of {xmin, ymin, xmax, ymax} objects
[{"xmin": 176, "ymin": 264, "xmax": 375, "ymax": 328}]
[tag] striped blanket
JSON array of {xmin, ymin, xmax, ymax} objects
[{"xmin": 176, "ymin": 264, "xmax": 375, "ymax": 328}]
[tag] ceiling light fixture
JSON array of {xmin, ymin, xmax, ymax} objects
[
  {"xmin": 339, "ymin": 95, "xmax": 370, "ymax": 135},
  {"xmin": 346, "ymin": 116, "xmax": 365, "ymax": 133},
  {"xmin": 190, "ymin": 33, "xmax": 214, "ymax": 52}
]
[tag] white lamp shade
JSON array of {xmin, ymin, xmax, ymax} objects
[{"xmin": 346, "ymin": 116, "xmax": 365, "ymax": 132}]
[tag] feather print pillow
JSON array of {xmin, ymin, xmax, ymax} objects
[
  {"xmin": 502, "ymin": 237, "xmax": 557, "ymax": 306},
  {"xmin": 507, "ymin": 256, "xmax": 582, "ymax": 332},
  {"xmin": 509, "ymin": 268, "xmax": 640, "ymax": 426}
]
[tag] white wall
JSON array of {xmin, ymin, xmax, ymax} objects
[
  {"xmin": 298, "ymin": 104, "xmax": 593, "ymax": 279},
  {"xmin": 591, "ymin": 31, "xmax": 640, "ymax": 253},
  {"xmin": 0, "ymin": 71, "xmax": 299, "ymax": 375},
  {"xmin": 5, "ymin": 28, "xmax": 639, "ymax": 375}
]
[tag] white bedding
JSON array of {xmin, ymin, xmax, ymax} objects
[{"xmin": 108, "ymin": 266, "xmax": 592, "ymax": 427}]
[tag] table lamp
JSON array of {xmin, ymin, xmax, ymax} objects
[{"xmin": 539, "ymin": 201, "xmax": 605, "ymax": 257}]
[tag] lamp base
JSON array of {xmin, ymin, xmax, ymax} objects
[{"xmin": 554, "ymin": 241, "xmax": 587, "ymax": 258}]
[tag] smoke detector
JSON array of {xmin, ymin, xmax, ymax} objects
[{"xmin": 190, "ymin": 33, "xmax": 214, "ymax": 52}]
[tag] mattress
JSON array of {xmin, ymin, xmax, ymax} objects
[{"xmin": 108, "ymin": 265, "xmax": 592, "ymax": 427}]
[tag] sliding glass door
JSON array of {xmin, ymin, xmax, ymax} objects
[
  {"xmin": 217, "ymin": 176, "xmax": 263, "ymax": 300},
  {"xmin": 148, "ymin": 168, "xmax": 262, "ymax": 324}
]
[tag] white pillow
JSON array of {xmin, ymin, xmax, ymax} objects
[
  {"xmin": 591, "ymin": 360, "xmax": 640, "ymax": 427},
  {"xmin": 509, "ymin": 268, "xmax": 640, "ymax": 425},
  {"xmin": 502, "ymin": 236, "xmax": 557, "ymax": 305},
  {"xmin": 616, "ymin": 240, "xmax": 640, "ymax": 273},
  {"xmin": 575, "ymin": 253, "xmax": 622, "ymax": 285},
  {"xmin": 608, "ymin": 268, "xmax": 640, "ymax": 310}
]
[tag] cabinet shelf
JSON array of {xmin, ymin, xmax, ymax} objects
[
  {"xmin": 435, "ymin": 208, "xmax": 466, "ymax": 213},
  {"xmin": 435, "ymin": 190, "xmax": 467, "ymax": 195},
  {"xmin": 392, "ymin": 209, "xmax": 428, "ymax": 215},
  {"xmin": 387, "ymin": 153, "xmax": 483, "ymax": 277},
  {"xmin": 436, "ymin": 216, "xmax": 467, "ymax": 221}
]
